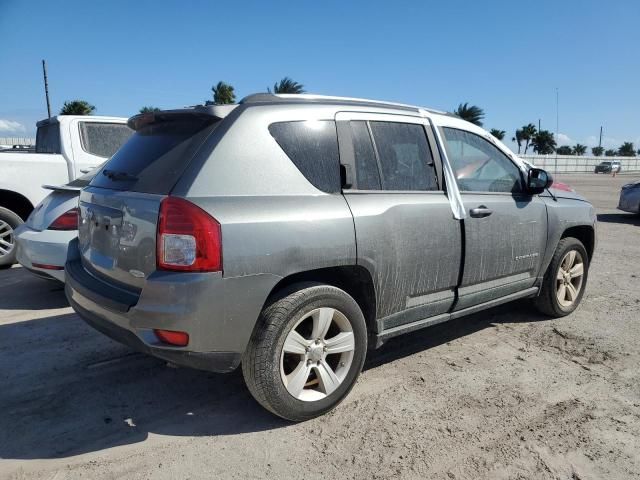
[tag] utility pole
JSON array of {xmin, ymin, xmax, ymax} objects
[
  {"xmin": 598, "ymin": 126, "xmax": 603, "ymax": 148},
  {"xmin": 538, "ymin": 119, "xmax": 541, "ymax": 132},
  {"xmin": 554, "ymin": 88, "xmax": 559, "ymax": 173},
  {"xmin": 42, "ymin": 59, "xmax": 51, "ymax": 119}
]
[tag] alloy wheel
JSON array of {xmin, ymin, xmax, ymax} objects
[
  {"xmin": 280, "ymin": 307, "xmax": 355, "ymax": 402},
  {"xmin": 556, "ymin": 249, "xmax": 584, "ymax": 308},
  {"xmin": 0, "ymin": 220, "xmax": 15, "ymax": 259}
]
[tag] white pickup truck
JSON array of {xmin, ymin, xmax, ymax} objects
[{"xmin": 0, "ymin": 115, "xmax": 132, "ymax": 268}]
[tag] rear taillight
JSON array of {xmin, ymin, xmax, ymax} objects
[
  {"xmin": 157, "ymin": 197, "xmax": 222, "ymax": 272},
  {"xmin": 48, "ymin": 208, "xmax": 79, "ymax": 230}
]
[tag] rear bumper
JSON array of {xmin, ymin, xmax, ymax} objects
[
  {"xmin": 618, "ymin": 188, "xmax": 640, "ymax": 213},
  {"xmin": 14, "ymin": 225, "xmax": 76, "ymax": 283},
  {"xmin": 65, "ymin": 257, "xmax": 245, "ymax": 373},
  {"xmin": 71, "ymin": 297, "xmax": 241, "ymax": 372}
]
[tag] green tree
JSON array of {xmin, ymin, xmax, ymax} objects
[
  {"xmin": 591, "ymin": 146, "xmax": 604, "ymax": 156},
  {"xmin": 453, "ymin": 102, "xmax": 484, "ymax": 126},
  {"xmin": 271, "ymin": 77, "xmax": 305, "ymax": 94},
  {"xmin": 512, "ymin": 129, "xmax": 524, "ymax": 154},
  {"xmin": 572, "ymin": 144, "xmax": 587, "ymax": 155},
  {"xmin": 139, "ymin": 106, "xmax": 160, "ymax": 113},
  {"xmin": 531, "ymin": 130, "xmax": 556, "ymax": 154},
  {"xmin": 60, "ymin": 100, "xmax": 95, "ymax": 115},
  {"xmin": 605, "ymin": 149, "xmax": 617, "ymax": 156},
  {"xmin": 618, "ymin": 142, "xmax": 635, "ymax": 156},
  {"xmin": 556, "ymin": 146, "xmax": 573, "ymax": 155},
  {"xmin": 490, "ymin": 129, "xmax": 505, "ymax": 140},
  {"xmin": 521, "ymin": 123, "xmax": 537, "ymax": 154},
  {"xmin": 211, "ymin": 81, "xmax": 236, "ymax": 104}
]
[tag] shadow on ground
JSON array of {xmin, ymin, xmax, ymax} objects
[
  {"xmin": 597, "ymin": 212, "xmax": 640, "ymax": 225},
  {"xmin": 0, "ymin": 266, "xmax": 69, "ymax": 310},
  {"xmin": 0, "ymin": 280, "xmax": 549, "ymax": 461}
]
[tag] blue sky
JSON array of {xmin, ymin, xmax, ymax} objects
[{"xmin": 1, "ymin": 0, "xmax": 638, "ymax": 152}]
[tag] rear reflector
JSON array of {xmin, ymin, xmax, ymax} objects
[
  {"xmin": 154, "ymin": 329, "xmax": 189, "ymax": 346},
  {"xmin": 32, "ymin": 262, "xmax": 64, "ymax": 270},
  {"xmin": 48, "ymin": 208, "xmax": 79, "ymax": 230},
  {"xmin": 157, "ymin": 197, "xmax": 222, "ymax": 272}
]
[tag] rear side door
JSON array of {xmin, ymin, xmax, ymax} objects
[
  {"xmin": 336, "ymin": 112, "xmax": 462, "ymax": 331},
  {"xmin": 69, "ymin": 120, "xmax": 133, "ymax": 178},
  {"xmin": 439, "ymin": 126, "xmax": 548, "ymax": 310}
]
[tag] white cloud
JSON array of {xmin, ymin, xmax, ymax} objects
[
  {"xmin": 0, "ymin": 119, "xmax": 26, "ymax": 133},
  {"xmin": 555, "ymin": 133, "xmax": 572, "ymax": 146}
]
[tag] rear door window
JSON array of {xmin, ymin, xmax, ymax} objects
[
  {"xmin": 269, "ymin": 120, "xmax": 341, "ymax": 193},
  {"xmin": 369, "ymin": 121, "xmax": 438, "ymax": 191},
  {"xmin": 35, "ymin": 123, "xmax": 61, "ymax": 153},
  {"xmin": 79, "ymin": 122, "xmax": 133, "ymax": 158},
  {"xmin": 90, "ymin": 115, "xmax": 218, "ymax": 194},
  {"xmin": 350, "ymin": 121, "xmax": 382, "ymax": 190}
]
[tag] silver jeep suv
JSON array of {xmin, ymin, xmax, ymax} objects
[{"xmin": 66, "ymin": 94, "xmax": 596, "ymax": 421}]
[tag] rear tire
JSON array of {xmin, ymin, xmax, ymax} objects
[
  {"xmin": 534, "ymin": 237, "xmax": 589, "ymax": 317},
  {"xmin": 242, "ymin": 283, "xmax": 367, "ymax": 421},
  {"xmin": 0, "ymin": 207, "xmax": 23, "ymax": 269}
]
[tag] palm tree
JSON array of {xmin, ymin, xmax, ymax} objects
[
  {"xmin": 512, "ymin": 129, "xmax": 524, "ymax": 154},
  {"xmin": 272, "ymin": 77, "xmax": 305, "ymax": 94},
  {"xmin": 490, "ymin": 129, "xmax": 505, "ymax": 140},
  {"xmin": 521, "ymin": 124, "xmax": 537, "ymax": 154},
  {"xmin": 139, "ymin": 106, "xmax": 160, "ymax": 113},
  {"xmin": 572, "ymin": 144, "xmax": 587, "ymax": 155},
  {"xmin": 556, "ymin": 146, "xmax": 573, "ymax": 155},
  {"xmin": 211, "ymin": 81, "xmax": 236, "ymax": 104},
  {"xmin": 605, "ymin": 149, "xmax": 617, "ymax": 157},
  {"xmin": 618, "ymin": 142, "xmax": 635, "ymax": 156},
  {"xmin": 591, "ymin": 146, "xmax": 604, "ymax": 157},
  {"xmin": 60, "ymin": 100, "xmax": 95, "ymax": 115},
  {"xmin": 531, "ymin": 130, "xmax": 556, "ymax": 154},
  {"xmin": 453, "ymin": 103, "xmax": 484, "ymax": 126}
]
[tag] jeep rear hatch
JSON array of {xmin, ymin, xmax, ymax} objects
[{"xmin": 78, "ymin": 106, "xmax": 233, "ymax": 289}]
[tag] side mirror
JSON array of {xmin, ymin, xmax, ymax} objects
[{"xmin": 526, "ymin": 168, "xmax": 553, "ymax": 194}]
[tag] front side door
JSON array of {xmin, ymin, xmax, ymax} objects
[
  {"xmin": 439, "ymin": 126, "xmax": 548, "ymax": 310},
  {"xmin": 336, "ymin": 112, "xmax": 462, "ymax": 331}
]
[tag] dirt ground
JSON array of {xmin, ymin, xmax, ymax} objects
[{"xmin": 1, "ymin": 174, "xmax": 639, "ymax": 480}]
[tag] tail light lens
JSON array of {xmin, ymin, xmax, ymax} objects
[
  {"xmin": 154, "ymin": 329, "xmax": 189, "ymax": 346},
  {"xmin": 157, "ymin": 197, "xmax": 222, "ymax": 272},
  {"xmin": 48, "ymin": 208, "xmax": 79, "ymax": 230}
]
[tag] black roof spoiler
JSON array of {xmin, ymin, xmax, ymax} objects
[{"xmin": 127, "ymin": 104, "xmax": 237, "ymax": 131}]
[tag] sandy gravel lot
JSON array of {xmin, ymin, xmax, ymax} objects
[{"xmin": 1, "ymin": 174, "xmax": 639, "ymax": 480}]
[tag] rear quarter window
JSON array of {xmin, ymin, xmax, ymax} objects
[
  {"xmin": 79, "ymin": 122, "xmax": 133, "ymax": 158},
  {"xmin": 269, "ymin": 120, "xmax": 341, "ymax": 193}
]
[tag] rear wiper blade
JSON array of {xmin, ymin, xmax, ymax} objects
[{"xmin": 103, "ymin": 169, "xmax": 138, "ymax": 181}]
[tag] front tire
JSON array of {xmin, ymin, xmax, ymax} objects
[
  {"xmin": 534, "ymin": 237, "xmax": 589, "ymax": 317},
  {"xmin": 0, "ymin": 207, "xmax": 23, "ymax": 269},
  {"xmin": 242, "ymin": 283, "xmax": 367, "ymax": 421}
]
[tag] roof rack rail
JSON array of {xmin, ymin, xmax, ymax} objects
[{"xmin": 239, "ymin": 92, "xmax": 447, "ymax": 115}]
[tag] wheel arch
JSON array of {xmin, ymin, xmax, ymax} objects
[
  {"xmin": 263, "ymin": 265, "xmax": 377, "ymax": 336},
  {"xmin": 0, "ymin": 189, "xmax": 34, "ymax": 221},
  {"xmin": 561, "ymin": 225, "xmax": 595, "ymax": 261}
]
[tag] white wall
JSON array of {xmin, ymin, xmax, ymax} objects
[{"xmin": 520, "ymin": 155, "xmax": 640, "ymax": 173}]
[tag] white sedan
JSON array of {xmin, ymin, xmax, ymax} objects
[{"xmin": 14, "ymin": 174, "xmax": 91, "ymax": 282}]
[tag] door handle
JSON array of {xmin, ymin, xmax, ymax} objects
[
  {"xmin": 469, "ymin": 206, "xmax": 493, "ymax": 218},
  {"xmin": 80, "ymin": 168, "xmax": 91, "ymax": 174}
]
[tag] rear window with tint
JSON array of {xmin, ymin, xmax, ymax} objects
[
  {"xmin": 269, "ymin": 120, "xmax": 341, "ymax": 193},
  {"xmin": 79, "ymin": 122, "xmax": 133, "ymax": 158},
  {"xmin": 35, "ymin": 123, "xmax": 61, "ymax": 153},
  {"xmin": 90, "ymin": 115, "xmax": 217, "ymax": 194}
]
